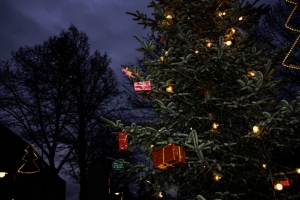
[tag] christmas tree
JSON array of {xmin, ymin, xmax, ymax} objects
[{"xmin": 102, "ymin": 0, "xmax": 300, "ymax": 199}]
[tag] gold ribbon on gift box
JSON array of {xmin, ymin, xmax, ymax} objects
[{"xmin": 156, "ymin": 144, "xmax": 183, "ymax": 170}]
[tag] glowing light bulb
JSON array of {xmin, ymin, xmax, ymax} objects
[
  {"xmin": 166, "ymin": 14, "xmax": 173, "ymax": 19},
  {"xmin": 231, "ymin": 28, "xmax": 236, "ymax": 34},
  {"xmin": 166, "ymin": 86, "xmax": 174, "ymax": 93},
  {"xmin": 274, "ymin": 183, "xmax": 283, "ymax": 191},
  {"xmin": 239, "ymin": 16, "xmax": 243, "ymax": 21},
  {"xmin": 158, "ymin": 56, "xmax": 164, "ymax": 62},
  {"xmin": 195, "ymin": 50, "xmax": 199, "ymax": 54},
  {"xmin": 158, "ymin": 191, "xmax": 164, "ymax": 198},
  {"xmin": 252, "ymin": 126, "xmax": 260, "ymax": 134},
  {"xmin": 150, "ymin": 144, "xmax": 154, "ymax": 149},
  {"xmin": 214, "ymin": 174, "xmax": 221, "ymax": 181},
  {"xmin": 247, "ymin": 71, "xmax": 255, "ymax": 77},
  {"xmin": 262, "ymin": 164, "xmax": 267, "ymax": 169},
  {"xmin": 0, "ymin": 172, "xmax": 7, "ymax": 178},
  {"xmin": 212, "ymin": 123, "xmax": 219, "ymax": 130},
  {"xmin": 207, "ymin": 42, "xmax": 212, "ymax": 47},
  {"xmin": 222, "ymin": 12, "xmax": 226, "ymax": 16},
  {"xmin": 225, "ymin": 41, "xmax": 232, "ymax": 46},
  {"xmin": 296, "ymin": 168, "xmax": 300, "ymax": 174}
]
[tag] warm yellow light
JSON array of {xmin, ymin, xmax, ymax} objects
[
  {"xmin": 158, "ymin": 56, "xmax": 164, "ymax": 62},
  {"xmin": 115, "ymin": 192, "xmax": 120, "ymax": 195},
  {"xmin": 252, "ymin": 126, "xmax": 260, "ymax": 134},
  {"xmin": 262, "ymin": 164, "xmax": 267, "ymax": 169},
  {"xmin": 247, "ymin": 71, "xmax": 255, "ymax": 77},
  {"xmin": 274, "ymin": 183, "xmax": 283, "ymax": 191},
  {"xmin": 158, "ymin": 191, "xmax": 164, "ymax": 198},
  {"xmin": 150, "ymin": 144, "xmax": 154, "ymax": 149},
  {"xmin": 225, "ymin": 41, "xmax": 232, "ymax": 46},
  {"xmin": 0, "ymin": 172, "xmax": 7, "ymax": 178},
  {"xmin": 214, "ymin": 174, "xmax": 222, "ymax": 181},
  {"xmin": 166, "ymin": 85, "xmax": 174, "ymax": 93},
  {"xmin": 207, "ymin": 42, "xmax": 212, "ymax": 47},
  {"xmin": 282, "ymin": 0, "xmax": 300, "ymax": 70},
  {"xmin": 195, "ymin": 50, "xmax": 199, "ymax": 54},
  {"xmin": 231, "ymin": 28, "xmax": 236, "ymax": 34},
  {"xmin": 222, "ymin": 12, "xmax": 226, "ymax": 16},
  {"xmin": 166, "ymin": 14, "xmax": 173, "ymax": 19},
  {"xmin": 165, "ymin": 51, "xmax": 168, "ymax": 55},
  {"xmin": 239, "ymin": 16, "xmax": 243, "ymax": 21},
  {"xmin": 212, "ymin": 123, "xmax": 219, "ymax": 130},
  {"xmin": 296, "ymin": 168, "xmax": 300, "ymax": 174}
]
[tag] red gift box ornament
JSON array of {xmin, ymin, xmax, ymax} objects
[
  {"xmin": 134, "ymin": 81, "xmax": 152, "ymax": 92},
  {"xmin": 152, "ymin": 144, "xmax": 186, "ymax": 170},
  {"xmin": 118, "ymin": 132, "xmax": 128, "ymax": 151}
]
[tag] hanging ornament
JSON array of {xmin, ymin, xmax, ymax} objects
[
  {"xmin": 282, "ymin": 0, "xmax": 300, "ymax": 69},
  {"xmin": 122, "ymin": 67, "xmax": 135, "ymax": 78},
  {"xmin": 118, "ymin": 132, "xmax": 128, "ymax": 151},
  {"xmin": 152, "ymin": 144, "xmax": 186, "ymax": 170},
  {"xmin": 18, "ymin": 144, "xmax": 40, "ymax": 174},
  {"xmin": 112, "ymin": 161, "xmax": 124, "ymax": 170},
  {"xmin": 134, "ymin": 81, "xmax": 152, "ymax": 91}
]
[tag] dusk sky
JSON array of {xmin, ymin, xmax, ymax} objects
[{"xmin": 0, "ymin": 0, "xmax": 276, "ymax": 199}]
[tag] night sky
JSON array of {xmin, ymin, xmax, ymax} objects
[{"xmin": 0, "ymin": 0, "xmax": 275, "ymax": 199}]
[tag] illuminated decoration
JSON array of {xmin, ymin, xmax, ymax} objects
[
  {"xmin": 18, "ymin": 144, "xmax": 40, "ymax": 174},
  {"xmin": 262, "ymin": 164, "xmax": 267, "ymax": 169},
  {"xmin": 134, "ymin": 81, "xmax": 152, "ymax": 91},
  {"xmin": 225, "ymin": 41, "xmax": 232, "ymax": 46},
  {"xmin": 206, "ymin": 42, "xmax": 213, "ymax": 48},
  {"xmin": 252, "ymin": 125, "xmax": 261, "ymax": 134},
  {"xmin": 0, "ymin": 172, "xmax": 7, "ymax": 178},
  {"xmin": 150, "ymin": 144, "xmax": 154, "ymax": 149},
  {"xmin": 239, "ymin": 16, "xmax": 243, "ymax": 21},
  {"xmin": 158, "ymin": 191, "xmax": 164, "ymax": 198},
  {"xmin": 112, "ymin": 161, "xmax": 124, "ymax": 170},
  {"xmin": 166, "ymin": 85, "xmax": 174, "ymax": 93},
  {"xmin": 195, "ymin": 50, "xmax": 199, "ymax": 54},
  {"xmin": 158, "ymin": 56, "xmax": 165, "ymax": 62},
  {"xmin": 212, "ymin": 123, "xmax": 219, "ymax": 130},
  {"xmin": 247, "ymin": 71, "xmax": 255, "ymax": 78},
  {"xmin": 218, "ymin": 12, "xmax": 226, "ymax": 17},
  {"xmin": 296, "ymin": 168, "xmax": 300, "ymax": 174},
  {"xmin": 214, "ymin": 174, "xmax": 222, "ymax": 181},
  {"xmin": 231, "ymin": 28, "xmax": 236, "ymax": 34},
  {"xmin": 282, "ymin": 0, "xmax": 300, "ymax": 69},
  {"xmin": 274, "ymin": 182, "xmax": 283, "ymax": 191},
  {"xmin": 165, "ymin": 51, "xmax": 168, "ymax": 55},
  {"xmin": 152, "ymin": 144, "xmax": 186, "ymax": 170},
  {"xmin": 122, "ymin": 67, "xmax": 135, "ymax": 78}
]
